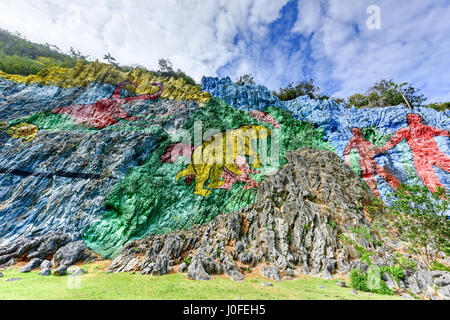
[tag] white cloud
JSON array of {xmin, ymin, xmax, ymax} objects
[
  {"xmin": 292, "ymin": 0, "xmax": 450, "ymax": 102},
  {"xmin": 0, "ymin": 0, "xmax": 449, "ymax": 102},
  {"xmin": 0, "ymin": 0, "xmax": 288, "ymax": 83}
]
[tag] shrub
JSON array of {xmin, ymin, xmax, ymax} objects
[{"xmin": 386, "ymin": 185, "xmax": 449, "ymax": 265}]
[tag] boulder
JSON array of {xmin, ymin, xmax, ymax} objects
[
  {"xmin": 431, "ymin": 271, "xmax": 450, "ymax": 287},
  {"xmin": 178, "ymin": 262, "xmax": 187, "ymax": 273},
  {"xmin": 39, "ymin": 269, "xmax": 51, "ymax": 276},
  {"xmin": 0, "ymin": 234, "xmax": 70, "ymax": 267},
  {"xmin": 187, "ymin": 257, "xmax": 211, "ymax": 280},
  {"xmin": 438, "ymin": 286, "xmax": 450, "ymax": 300},
  {"xmin": 40, "ymin": 260, "xmax": 52, "ymax": 270},
  {"xmin": 20, "ymin": 258, "xmax": 43, "ymax": 273},
  {"xmin": 53, "ymin": 265, "xmax": 67, "ymax": 276},
  {"xmin": 321, "ymin": 269, "xmax": 333, "ymax": 280},
  {"xmin": 261, "ymin": 265, "xmax": 281, "ymax": 282},
  {"xmin": 70, "ymin": 268, "xmax": 87, "ymax": 277},
  {"xmin": 407, "ymin": 269, "xmax": 434, "ymax": 294},
  {"xmin": 52, "ymin": 241, "xmax": 90, "ymax": 267}
]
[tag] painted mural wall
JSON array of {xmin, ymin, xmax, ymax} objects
[{"xmin": 0, "ymin": 65, "xmax": 448, "ymax": 258}]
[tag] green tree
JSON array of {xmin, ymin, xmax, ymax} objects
[
  {"xmin": 236, "ymin": 74, "xmax": 255, "ymax": 86},
  {"xmin": 275, "ymin": 79, "xmax": 321, "ymax": 100},
  {"xmin": 348, "ymin": 93, "xmax": 369, "ymax": 108},
  {"xmin": 154, "ymin": 58, "xmax": 196, "ymax": 85},
  {"xmin": 386, "ymin": 185, "xmax": 449, "ymax": 266},
  {"xmin": 158, "ymin": 58, "xmax": 173, "ymax": 72},
  {"xmin": 348, "ymin": 79, "xmax": 426, "ymax": 109},
  {"xmin": 103, "ymin": 52, "xmax": 118, "ymax": 66}
]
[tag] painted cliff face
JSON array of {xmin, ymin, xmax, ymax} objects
[
  {"xmin": 202, "ymin": 77, "xmax": 450, "ymax": 201},
  {"xmin": 0, "ymin": 70, "xmax": 448, "ymax": 257}
]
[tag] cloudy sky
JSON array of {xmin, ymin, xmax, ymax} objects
[{"xmin": 0, "ymin": 0, "xmax": 449, "ymax": 102}]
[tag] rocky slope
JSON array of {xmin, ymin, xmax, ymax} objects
[{"xmin": 108, "ymin": 149, "xmax": 380, "ymax": 278}]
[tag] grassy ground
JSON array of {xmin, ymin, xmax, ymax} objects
[{"xmin": 0, "ymin": 261, "xmax": 402, "ymax": 300}]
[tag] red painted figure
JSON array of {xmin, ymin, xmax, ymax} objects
[
  {"xmin": 248, "ymin": 110, "xmax": 281, "ymax": 129},
  {"xmin": 344, "ymin": 128, "xmax": 401, "ymax": 198},
  {"xmin": 219, "ymin": 155, "xmax": 260, "ymax": 190},
  {"xmin": 379, "ymin": 113, "xmax": 450, "ymax": 193},
  {"xmin": 53, "ymin": 81, "xmax": 163, "ymax": 129}
]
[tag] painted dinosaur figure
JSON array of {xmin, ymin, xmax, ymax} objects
[
  {"xmin": 175, "ymin": 125, "xmax": 271, "ymax": 197},
  {"xmin": 52, "ymin": 80, "xmax": 164, "ymax": 129}
]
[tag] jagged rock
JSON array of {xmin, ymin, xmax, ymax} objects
[
  {"xmin": 107, "ymin": 149, "xmax": 391, "ymax": 281},
  {"xmin": 321, "ymin": 269, "xmax": 333, "ymax": 280},
  {"xmin": 70, "ymin": 268, "xmax": 87, "ymax": 277},
  {"xmin": 262, "ymin": 282, "xmax": 273, "ymax": 286},
  {"xmin": 39, "ymin": 269, "xmax": 51, "ymax": 276},
  {"xmin": 187, "ymin": 256, "xmax": 211, "ymax": 281},
  {"xmin": 20, "ymin": 258, "xmax": 43, "ymax": 273},
  {"xmin": 261, "ymin": 265, "xmax": 281, "ymax": 282},
  {"xmin": 401, "ymin": 293, "xmax": 415, "ymax": 300},
  {"xmin": 407, "ymin": 270, "xmax": 434, "ymax": 294},
  {"xmin": 40, "ymin": 260, "xmax": 52, "ymax": 270},
  {"xmin": 383, "ymin": 273, "xmax": 398, "ymax": 290},
  {"xmin": 51, "ymin": 241, "xmax": 93, "ymax": 267},
  {"xmin": 431, "ymin": 271, "xmax": 450, "ymax": 287},
  {"xmin": 53, "ymin": 265, "xmax": 67, "ymax": 276},
  {"xmin": 178, "ymin": 262, "xmax": 187, "ymax": 273},
  {"xmin": 438, "ymin": 286, "xmax": 450, "ymax": 299},
  {"xmin": 0, "ymin": 233, "xmax": 70, "ymax": 266},
  {"xmin": 424, "ymin": 287, "xmax": 442, "ymax": 300},
  {"xmin": 140, "ymin": 254, "xmax": 169, "ymax": 276},
  {"xmin": 337, "ymin": 280, "xmax": 347, "ymax": 287},
  {"xmin": 0, "ymin": 272, "xmax": 3, "ymax": 278}
]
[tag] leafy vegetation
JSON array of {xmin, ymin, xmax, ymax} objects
[
  {"xmin": 236, "ymin": 74, "xmax": 255, "ymax": 86},
  {"xmin": 385, "ymin": 185, "xmax": 449, "ymax": 265},
  {"xmin": 151, "ymin": 58, "xmax": 196, "ymax": 86},
  {"xmin": 0, "ymin": 29, "xmax": 196, "ymax": 86},
  {"xmin": 0, "ymin": 28, "xmax": 80, "ymax": 75},
  {"xmin": 347, "ymin": 79, "xmax": 426, "ymax": 109},
  {"xmin": 423, "ymin": 102, "xmax": 450, "ymax": 112},
  {"xmin": 350, "ymin": 269, "xmax": 393, "ymax": 295},
  {"xmin": 430, "ymin": 261, "xmax": 450, "ymax": 272},
  {"xmin": 274, "ymin": 78, "xmax": 323, "ymax": 101}
]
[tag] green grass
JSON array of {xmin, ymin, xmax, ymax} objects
[{"xmin": 0, "ymin": 263, "xmax": 402, "ymax": 300}]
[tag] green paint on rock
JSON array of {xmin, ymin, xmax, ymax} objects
[{"xmin": 83, "ymin": 98, "xmax": 333, "ymax": 258}]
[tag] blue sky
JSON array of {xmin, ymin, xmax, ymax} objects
[{"xmin": 0, "ymin": 0, "xmax": 449, "ymax": 102}]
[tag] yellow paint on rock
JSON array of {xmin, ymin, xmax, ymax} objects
[{"xmin": 0, "ymin": 60, "xmax": 211, "ymax": 104}]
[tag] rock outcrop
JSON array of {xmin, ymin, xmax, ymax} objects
[
  {"xmin": 108, "ymin": 149, "xmax": 384, "ymax": 278},
  {"xmin": 0, "ymin": 233, "xmax": 96, "ymax": 268}
]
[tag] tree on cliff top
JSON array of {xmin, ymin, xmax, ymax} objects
[
  {"xmin": 348, "ymin": 79, "xmax": 426, "ymax": 109},
  {"xmin": 236, "ymin": 74, "xmax": 255, "ymax": 86},
  {"xmin": 274, "ymin": 79, "xmax": 322, "ymax": 100}
]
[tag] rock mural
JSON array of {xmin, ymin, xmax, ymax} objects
[
  {"xmin": 0, "ymin": 66, "xmax": 448, "ymax": 261},
  {"xmin": 202, "ymin": 76, "xmax": 450, "ymax": 200},
  {"xmin": 52, "ymin": 80, "xmax": 163, "ymax": 129}
]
